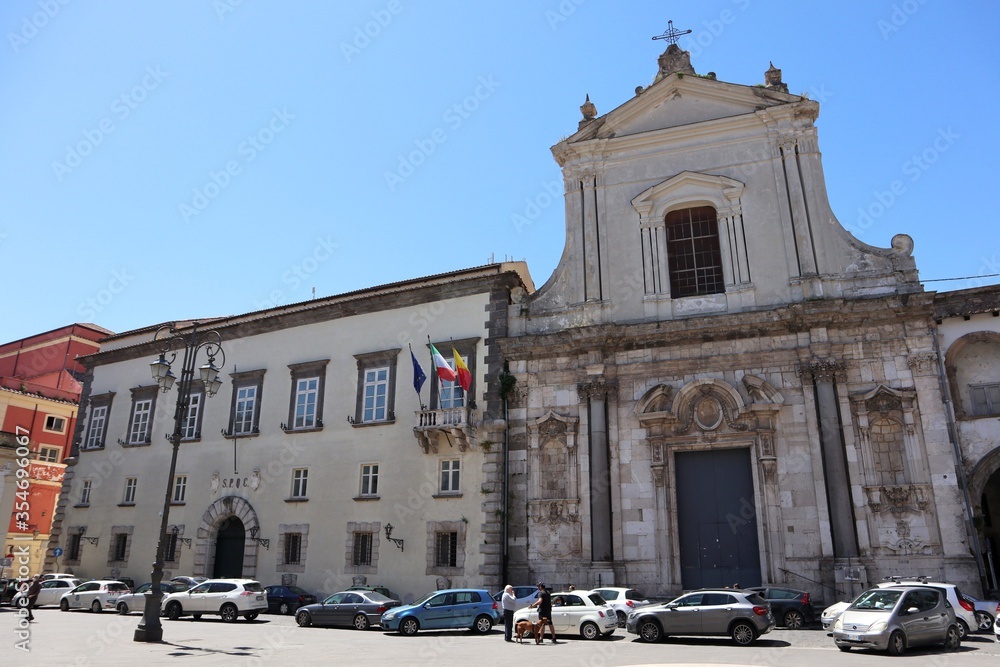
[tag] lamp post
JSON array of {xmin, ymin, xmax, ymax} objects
[{"xmin": 134, "ymin": 324, "xmax": 224, "ymax": 643}]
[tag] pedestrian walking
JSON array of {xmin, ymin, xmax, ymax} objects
[
  {"xmin": 529, "ymin": 582, "xmax": 557, "ymax": 643},
  {"xmin": 501, "ymin": 585, "xmax": 517, "ymax": 642},
  {"xmin": 26, "ymin": 575, "xmax": 41, "ymax": 622}
]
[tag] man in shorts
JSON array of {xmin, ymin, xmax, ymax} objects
[{"xmin": 529, "ymin": 582, "xmax": 557, "ymax": 643}]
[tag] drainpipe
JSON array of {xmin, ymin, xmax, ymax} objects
[
  {"xmin": 933, "ymin": 330, "xmax": 987, "ymax": 591},
  {"xmin": 502, "ymin": 393, "xmax": 509, "ymax": 585}
]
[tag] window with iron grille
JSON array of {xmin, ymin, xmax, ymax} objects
[
  {"xmin": 165, "ymin": 532, "xmax": 178, "ymax": 562},
  {"xmin": 666, "ymin": 206, "xmax": 724, "ymax": 298},
  {"xmin": 284, "ymin": 532, "xmax": 302, "ymax": 565},
  {"xmin": 112, "ymin": 533, "xmax": 128, "ymax": 561},
  {"xmin": 352, "ymin": 532, "xmax": 372, "ymax": 566},
  {"xmin": 435, "ymin": 531, "xmax": 458, "ymax": 567},
  {"xmin": 68, "ymin": 533, "xmax": 82, "ymax": 561}
]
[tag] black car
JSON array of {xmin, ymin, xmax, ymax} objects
[
  {"xmin": 0, "ymin": 579, "xmax": 28, "ymax": 606},
  {"xmin": 265, "ymin": 585, "xmax": 318, "ymax": 615},
  {"xmin": 746, "ymin": 586, "xmax": 815, "ymax": 629}
]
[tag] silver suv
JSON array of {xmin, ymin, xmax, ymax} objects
[
  {"xmin": 833, "ymin": 586, "xmax": 961, "ymax": 655},
  {"xmin": 162, "ymin": 579, "xmax": 267, "ymax": 622},
  {"xmin": 626, "ymin": 588, "xmax": 775, "ymax": 645}
]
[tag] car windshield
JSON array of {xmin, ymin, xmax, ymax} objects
[
  {"xmin": 588, "ymin": 593, "xmax": 606, "ymax": 606},
  {"xmin": 367, "ymin": 592, "xmax": 392, "ymax": 602},
  {"xmin": 243, "ymin": 582, "xmax": 264, "ymax": 593},
  {"xmin": 413, "ymin": 591, "xmax": 440, "ymax": 606},
  {"xmin": 851, "ymin": 590, "xmax": 903, "ymax": 610},
  {"xmin": 596, "ymin": 589, "xmax": 619, "ymax": 600}
]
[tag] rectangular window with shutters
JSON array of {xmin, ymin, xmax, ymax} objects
[{"xmin": 970, "ymin": 383, "xmax": 1000, "ymax": 416}]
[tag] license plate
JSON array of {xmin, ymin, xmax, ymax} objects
[
  {"xmin": 256, "ymin": 595, "xmax": 264, "ymax": 601},
  {"xmin": 846, "ymin": 633, "xmax": 861, "ymax": 641}
]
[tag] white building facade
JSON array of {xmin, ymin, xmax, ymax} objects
[{"xmin": 48, "ymin": 263, "xmax": 531, "ymax": 601}]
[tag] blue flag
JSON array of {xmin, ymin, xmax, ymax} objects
[{"xmin": 410, "ymin": 348, "xmax": 427, "ymax": 394}]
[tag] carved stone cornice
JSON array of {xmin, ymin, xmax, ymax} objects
[
  {"xmin": 798, "ymin": 360, "xmax": 846, "ymax": 384},
  {"xmin": 578, "ymin": 378, "xmax": 617, "ymax": 401},
  {"xmin": 906, "ymin": 353, "xmax": 938, "ymax": 375}
]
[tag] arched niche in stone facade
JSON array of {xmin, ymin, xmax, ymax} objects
[
  {"xmin": 944, "ymin": 331, "xmax": 1000, "ymax": 419},
  {"xmin": 526, "ymin": 410, "xmax": 581, "ymax": 558},
  {"xmin": 849, "ymin": 385, "xmax": 937, "ymax": 556}
]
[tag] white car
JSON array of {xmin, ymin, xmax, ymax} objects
[
  {"xmin": 162, "ymin": 579, "xmax": 268, "ymax": 622},
  {"xmin": 590, "ymin": 587, "xmax": 650, "ymax": 627},
  {"xmin": 512, "ymin": 591, "xmax": 618, "ymax": 639},
  {"xmin": 59, "ymin": 580, "xmax": 130, "ymax": 612},
  {"xmin": 41, "ymin": 573, "xmax": 78, "ymax": 581},
  {"xmin": 964, "ymin": 593, "xmax": 999, "ymax": 632},
  {"xmin": 115, "ymin": 581, "xmax": 188, "ymax": 615},
  {"xmin": 12, "ymin": 578, "xmax": 80, "ymax": 607},
  {"xmin": 822, "ymin": 579, "xmax": 976, "ymax": 639}
]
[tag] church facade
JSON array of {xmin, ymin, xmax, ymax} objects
[{"xmin": 498, "ymin": 45, "xmax": 983, "ymax": 601}]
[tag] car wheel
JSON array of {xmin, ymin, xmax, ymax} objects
[
  {"xmin": 581, "ymin": 621, "xmax": 600, "ymax": 640},
  {"xmin": 944, "ymin": 624, "xmax": 961, "ymax": 651},
  {"xmin": 957, "ymin": 618, "xmax": 969, "ymax": 640},
  {"xmin": 783, "ymin": 609, "xmax": 804, "ymax": 629},
  {"xmin": 278, "ymin": 602, "xmax": 291, "ymax": 615},
  {"xmin": 887, "ymin": 630, "xmax": 906, "ymax": 656},
  {"xmin": 977, "ymin": 610, "xmax": 994, "ymax": 632},
  {"xmin": 473, "ymin": 614, "xmax": 493, "ymax": 634},
  {"xmin": 638, "ymin": 619, "xmax": 662, "ymax": 643},
  {"xmin": 166, "ymin": 601, "xmax": 182, "ymax": 621},
  {"xmin": 220, "ymin": 603, "xmax": 239, "ymax": 623},
  {"xmin": 616, "ymin": 610, "xmax": 627, "ymax": 627},
  {"xmin": 730, "ymin": 621, "xmax": 757, "ymax": 646},
  {"xmin": 296, "ymin": 611, "xmax": 312, "ymax": 627},
  {"xmin": 60, "ymin": 599, "xmax": 69, "ymax": 612},
  {"xmin": 353, "ymin": 613, "xmax": 370, "ymax": 631},
  {"xmin": 117, "ymin": 602, "xmax": 129, "ymax": 615},
  {"xmin": 91, "ymin": 600, "xmax": 103, "ymax": 613},
  {"xmin": 400, "ymin": 617, "xmax": 419, "ymax": 636},
  {"xmin": 245, "ymin": 612, "xmax": 259, "ymax": 621}
]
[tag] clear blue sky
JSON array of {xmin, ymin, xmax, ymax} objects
[{"xmin": 2, "ymin": 1, "xmax": 998, "ymax": 342}]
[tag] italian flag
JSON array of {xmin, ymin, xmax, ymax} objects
[
  {"xmin": 453, "ymin": 347, "xmax": 472, "ymax": 391},
  {"xmin": 430, "ymin": 343, "xmax": 456, "ymax": 382}
]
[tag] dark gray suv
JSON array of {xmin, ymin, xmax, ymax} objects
[{"xmin": 626, "ymin": 588, "xmax": 775, "ymax": 645}]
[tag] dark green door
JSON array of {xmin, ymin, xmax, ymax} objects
[
  {"xmin": 213, "ymin": 516, "xmax": 245, "ymax": 578},
  {"xmin": 676, "ymin": 448, "xmax": 761, "ymax": 589}
]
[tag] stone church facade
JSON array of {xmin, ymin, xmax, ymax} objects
[{"xmin": 499, "ymin": 45, "xmax": 981, "ymax": 601}]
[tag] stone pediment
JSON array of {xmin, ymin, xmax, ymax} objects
[{"xmin": 567, "ymin": 75, "xmax": 803, "ymax": 144}]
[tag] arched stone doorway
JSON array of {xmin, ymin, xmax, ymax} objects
[
  {"xmin": 971, "ymin": 450, "xmax": 1000, "ymax": 591},
  {"xmin": 194, "ymin": 495, "xmax": 261, "ymax": 579},
  {"xmin": 213, "ymin": 516, "xmax": 246, "ymax": 578}
]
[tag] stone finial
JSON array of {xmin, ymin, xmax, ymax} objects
[
  {"xmin": 655, "ymin": 43, "xmax": 696, "ymax": 81},
  {"xmin": 764, "ymin": 61, "xmax": 788, "ymax": 93},
  {"xmin": 580, "ymin": 94, "xmax": 597, "ymax": 121}
]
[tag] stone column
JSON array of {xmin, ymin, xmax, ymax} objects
[
  {"xmin": 579, "ymin": 378, "xmax": 616, "ymax": 562},
  {"xmin": 803, "ymin": 361, "xmax": 859, "ymax": 558}
]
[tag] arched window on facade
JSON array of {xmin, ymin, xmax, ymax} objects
[{"xmin": 665, "ymin": 206, "xmax": 724, "ymax": 298}]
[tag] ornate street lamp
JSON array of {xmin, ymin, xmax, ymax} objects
[{"xmin": 134, "ymin": 324, "xmax": 225, "ymax": 643}]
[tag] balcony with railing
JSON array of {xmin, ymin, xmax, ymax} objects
[{"xmin": 413, "ymin": 406, "xmax": 471, "ymax": 453}]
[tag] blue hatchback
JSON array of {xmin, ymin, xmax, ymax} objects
[{"xmin": 381, "ymin": 588, "xmax": 500, "ymax": 635}]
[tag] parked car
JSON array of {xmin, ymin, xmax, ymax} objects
[
  {"xmin": 59, "ymin": 580, "xmax": 131, "ymax": 612},
  {"xmin": 162, "ymin": 579, "xmax": 268, "ymax": 622},
  {"xmin": 513, "ymin": 591, "xmax": 618, "ymax": 639},
  {"xmin": 964, "ymin": 593, "xmax": 999, "ymax": 632},
  {"xmin": 821, "ymin": 578, "xmax": 976, "ymax": 639},
  {"xmin": 591, "ymin": 587, "xmax": 650, "ymax": 627},
  {"xmin": 0, "ymin": 579, "xmax": 28, "ymax": 606},
  {"xmin": 104, "ymin": 576, "xmax": 135, "ymax": 591},
  {"xmin": 491, "ymin": 585, "xmax": 540, "ymax": 613},
  {"xmin": 746, "ymin": 586, "xmax": 815, "ymax": 629},
  {"xmin": 264, "ymin": 584, "xmax": 317, "ymax": 615},
  {"xmin": 347, "ymin": 584, "xmax": 398, "ymax": 600},
  {"xmin": 832, "ymin": 586, "xmax": 960, "ymax": 655},
  {"xmin": 12, "ymin": 577, "xmax": 80, "ymax": 607},
  {"xmin": 994, "ymin": 602, "xmax": 1000, "ymax": 641},
  {"xmin": 169, "ymin": 575, "xmax": 208, "ymax": 588},
  {"xmin": 41, "ymin": 573, "xmax": 79, "ymax": 581},
  {"xmin": 381, "ymin": 588, "xmax": 500, "ymax": 635},
  {"xmin": 115, "ymin": 581, "xmax": 186, "ymax": 614},
  {"xmin": 626, "ymin": 588, "xmax": 775, "ymax": 646},
  {"xmin": 296, "ymin": 590, "xmax": 401, "ymax": 630}
]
